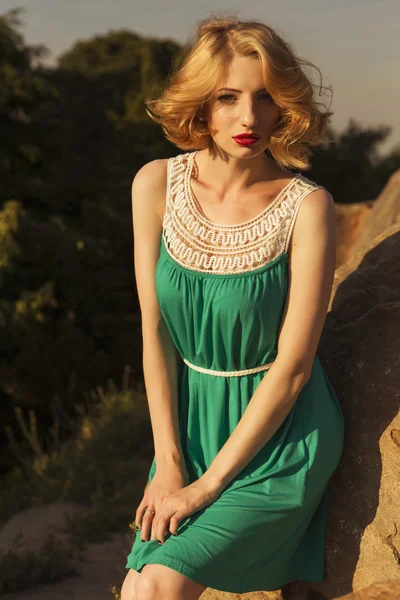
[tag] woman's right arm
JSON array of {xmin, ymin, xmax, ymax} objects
[{"xmin": 132, "ymin": 159, "xmax": 185, "ymax": 474}]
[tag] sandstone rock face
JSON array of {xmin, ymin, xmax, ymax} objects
[
  {"xmin": 333, "ymin": 578, "xmax": 400, "ymax": 600},
  {"xmin": 330, "ymin": 221, "xmax": 400, "ymax": 312},
  {"xmin": 201, "ymin": 587, "xmax": 284, "ymax": 600},
  {"xmin": 350, "ymin": 169, "xmax": 400, "ymax": 255},
  {"xmin": 335, "ymin": 201, "xmax": 373, "ymax": 268},
  {"xmin": 308, "ymin": 222, "xmax": 400, "ymax": 599}
]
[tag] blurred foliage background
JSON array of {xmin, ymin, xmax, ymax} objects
[{"xmin": 0, "ymin": 5, "xmax": 399, "ymax": 479}]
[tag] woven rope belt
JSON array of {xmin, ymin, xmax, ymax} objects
[{"xmin": 181, "ymin": 356, "xmax": 275, "ymax": 377}]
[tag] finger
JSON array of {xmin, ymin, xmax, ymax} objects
[
  {"xmin": 151, "ymin": 515, "xmax": 170, "ymax": 544},
  {"xmin": 169, "ymin": 514, "xmax": 181, "ymax": 536},
  {"xmin": 141, "ymin": 511, "xmax": 154, "ymax": 542},
  {"xmin": 135, "ymin": 503, "xmax": 148, "ymax": 530},
  {"xmin": 136, "ymin": 501, "xmax": 155, "ymax": 531},
  {"xmin": 150, "ymin": 516, "xmax": 160, "ymax": 541}
]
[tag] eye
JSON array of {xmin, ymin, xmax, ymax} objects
[
  {"xmin": 216, "ymin": 93, "xmax": 273, "ymax": 103},
  {"xmin": 260, "ymin": 92, "xmax": 273, "ymax": 101},
  {"xmin": 217, "ymin": 94, "xmax": 236, "ymax": 102}
]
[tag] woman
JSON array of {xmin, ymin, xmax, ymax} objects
[{"xmin": 121, "ymin": 13, "xmax": 344, "ymax": 600}]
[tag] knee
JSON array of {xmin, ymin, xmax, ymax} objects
[
  {"xmin": 120, "ymin": 589, "xmax": 136, "ymax": 600},
  {"xmin": 120, "ymin": 569, "xmax": 139, "ymax": 600},
  {"xmin": 134, "ymin": 571, "xmax": 160, "ymax": 600},
  {"xmin": 120, "ymin": 583, "xmax": 136, "ymax": 600}
]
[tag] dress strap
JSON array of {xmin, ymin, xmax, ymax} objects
[
  {"xmin": 163, "ymin": 155, "xmax": 174, "ymax": 227},
  {"xmin": 282, "ymin": 176, "xmax": 326, "ymax": 255},
  {"xmin": 163, "ymin": 154, "xmax": 185, "ymax": 228}
]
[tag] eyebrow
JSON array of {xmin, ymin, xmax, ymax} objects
[{"xmin": 216, "ymin": 87, "xmax": 268, "ymax": 93}]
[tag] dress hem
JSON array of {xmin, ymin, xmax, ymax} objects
[{"xmin": 125, "ymin": 554, "xmax": 325, "ymax": 594}]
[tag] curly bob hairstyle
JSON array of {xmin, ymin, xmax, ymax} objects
[{"xmin": 145, "ymin": 13, "xmax": 333, "ymax": 171}]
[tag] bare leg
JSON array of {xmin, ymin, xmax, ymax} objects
[
  {"xmin": 134, "ymin": 563, "xmax": 207, "ymax": 600},
  {"xmin": 120, "ymin": 567, "xmax": 141, "ymax": 600}
]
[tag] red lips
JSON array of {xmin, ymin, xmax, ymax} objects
[
  {"xmin": 232, "ymin": 134, "xmax": 261, "ymax": 146},
  {"xmin": 233, "ymin": 134, "xmax": 260, "ymax": 139}
]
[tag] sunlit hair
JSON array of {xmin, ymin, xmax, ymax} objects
[{"xmin": 145, "ymin": 13, "xmax": 333, "ymax": 171}]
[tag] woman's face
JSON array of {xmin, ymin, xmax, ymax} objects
[{"xmin": 203, "ymin": 54, "xmax": 281, "ymax": 156}]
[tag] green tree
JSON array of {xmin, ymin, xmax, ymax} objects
[{"xmin": 0, "ymin": 8, "xmax": 57, "ymax": 203}]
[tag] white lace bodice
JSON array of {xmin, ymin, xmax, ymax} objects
[{"xmin": 162, "ymin": 151, "xmax": 325, "ymax": 275}]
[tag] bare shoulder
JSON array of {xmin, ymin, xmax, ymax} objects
[
  {"xmin": 131, "ymin": 159, "xmax": 170, "ymax": 319},
  {"xmin": 291, "ymin": 186, "xmax": 336, "ymax": 254},
  {"xmin": 132, "ymin": 158, "xmax": 169, "ymax": 224},
  {"xmin": 296, "ymin": 186, "xmax": 336, "ymax": 225}
]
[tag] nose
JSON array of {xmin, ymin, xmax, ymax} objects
[{"xmin": 240, "ymin": 96, "xmax": 258, "ymax": 127}]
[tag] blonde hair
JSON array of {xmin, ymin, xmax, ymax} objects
[{"xmin": 145, "ymin": 13, "xmax": 333, "ymax": 171}]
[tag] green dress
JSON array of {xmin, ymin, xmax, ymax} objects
[{"xmin": 125, "ymin": 150, "xmax": 344, "ymax": 593}]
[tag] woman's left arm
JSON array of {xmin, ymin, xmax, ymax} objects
[{"xmin": 201, "ymin": 187, "xmax": 337, "ymax": 493}]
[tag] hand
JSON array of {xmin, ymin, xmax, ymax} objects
[
  {"xmin": 135, "ymin": 464, "xmax": 190, "ymax": 542},
  {"xmin": 150, "ymin": 475, "xmax": 223, "ymax": 544}
]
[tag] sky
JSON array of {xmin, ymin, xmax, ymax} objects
[{"xmin": 3, "ymin": 0, "xmax": 399, "ymax": 156}]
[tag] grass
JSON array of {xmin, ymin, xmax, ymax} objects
[{"xmin": 0, "ymin": 366, "xmax": 153, "ymax": 597}]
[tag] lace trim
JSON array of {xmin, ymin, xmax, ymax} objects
[{"xmin": 163, "ymin": 151, "xmax": 324, "ymax": 275}]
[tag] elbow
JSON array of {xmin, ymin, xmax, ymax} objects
[
  {"xmin": 299, "ymin": 369, "xmax": 311, "ymax": 387},
  {"xmin": 274, "ymin": 357, "xmax": 312, "ymax": 391},
  {"xmin": 291, "ymin": 370, "xmax": 310, "ymax": 393}
]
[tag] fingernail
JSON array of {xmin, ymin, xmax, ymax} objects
[{"xmin": 158, "ymin": 541, "xmax": 163, "ymax": 545}]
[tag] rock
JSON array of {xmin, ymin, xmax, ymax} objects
[
  {"xmin": 333, "ymin": 578, "xmax": 400, "ymax": 599},
  {"xmin": 306, "ymin": 222, "xmax": 400, "ymax": 599},
  {"xmin": 350, "ymin": 169, "xmax": 400, "ymax": 255},
  {"xmin": 330, "ymin": 221, "xmax": 400, "ymax": 311},
  {"xmin": 335, "ymin": 201, "xmax": 373, "ymax": 268},
  {"xmin": 200, "ymin": 586, "xmax": 284, "ymax": 599}
]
